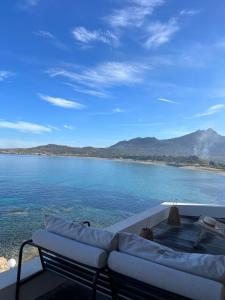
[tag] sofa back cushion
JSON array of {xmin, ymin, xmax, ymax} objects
[
  {"xmin": 45, "ymin": 214, "xmax": 80, "ymax": 232},
  {"xmin": 45, "ymin": 215, "xmax": 118, "ymax": 251},
  {"xmin": 118, "ymin": 232, "xmax": 225, "ymax": 284},
  {"xmin": 33, "ymin": 229, "xmax": 107, "ymax": 268}
]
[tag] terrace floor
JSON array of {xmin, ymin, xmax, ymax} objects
[
  {"xmin": 37, "ymin": 281, "xmax": 110, "ymax": 300},
  {"xmin": 153, "ymin": 215, "xmax": 225, "ymax": 255}
]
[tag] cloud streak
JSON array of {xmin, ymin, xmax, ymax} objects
[
  {"xmin": 0, "ymin": 70, "xmax": 14, "ymax": 81},
  {"xmin": 112, "ymin": 108, "xmax": 125, "ymax": 113},
  {"xmin": 65, "ymin": 83, "xmax": 110, "ymax": 98},
  {"xmin": 180, "ymin": 10, "xmax": 199, "ymax": 16},
  {"xmin": 35, "ymin": 30, "xmax": 67, "ymax": 49},
  {"xmin": 194, "ymin": 104, "xmax": 225, "ymax": 117},
  {"xmin": 0, "ymin": 120, "xmax": 52, "ymax": 134},
  {"xmin": 64, "ymin": 124, "xmax": 75, "ymax": 130},
  {"xmin": 107, "ymin": 0, "xmax": 164, "ymax": 28},
  {"xmin": 145, "ymin": 18, "xmax": 179, "ymax": 48},
  {"xmin": 39, "ymin": 94, "xmax": 84, "ymax": 109},
  {"xmin": 72, "ymin": 27, "xmax": 119, "ymax": 46},
  {"xmin": 19, "ymin": 0, "xmax": 40, "ymax": 9},
  {"xmin": 158, "ymin": 97, "xmax": 177, "ymax": 104},
  {"xmin": 47, "ymin": 61, "xmax": 148, "ymax": 89},
  {"xmin": 25, "ymin": 0, "xmax": 39, "ymax": 6}
]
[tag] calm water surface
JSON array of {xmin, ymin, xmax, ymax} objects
[{"xmin": 1, "ymin": 154, "xmax": 225, "ymax": 258}]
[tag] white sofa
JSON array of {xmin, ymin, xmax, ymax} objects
[
  {"xmin": 16, "ymin": 215, "xmax": 118, "ymax": 300},
  {"xmin": 29, "ymin": 215, "xmax": 225, "ymax": 300},
  {"xmin": 108, "ymin": 232, "xmax": 225, "ymax": 300},
  {"xmin": 108, "ymin": 251, "xmax": 224, "ymax": 300}
]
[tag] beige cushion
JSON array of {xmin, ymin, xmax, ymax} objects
[
  {"xmin": 108, "ymin": 251, "xmax": 225, "ymax": 300},
  {"xmin": 33, "ymin": 229, "xmax": 107, "ymax": 268},
  {"xmin": 118, "ymin": 232, "xmax": 225, "ymax": 284},
  {"xmin": 45, "ymin": 215, "xmax": 118, "ymax": 251}
]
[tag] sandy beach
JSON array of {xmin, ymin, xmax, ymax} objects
[
  {"xmin": 1, "ymin": 152, "xmax": 225, "ymax": 175},
  {"xmin": 179, "ymin": 165, "xmax": 225, "ymax": 175}
]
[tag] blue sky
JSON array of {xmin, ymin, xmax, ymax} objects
[{"xmin": 1, "ymin": 0, "xmax": 225, "ymax": 148}]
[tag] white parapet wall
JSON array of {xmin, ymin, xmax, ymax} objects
[
  {"xmin": 106, "ymin": 202, "xmax": 225, "ymax": 235},
  {"xmin": 163, "ymin": 202, "xmax": 225, "ymax": 218},
  {"xmin": 0, "ymin": 257, "xmax": 66, "ymax": 300},
  {"xmin": 106, "ymin": 204, "xmax": 170, "ymax": 234}
]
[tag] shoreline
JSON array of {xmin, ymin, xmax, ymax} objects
[
  {"xmin": 179, "ymin": 165, "xmax": 225, "ymax": 175},
  {"xmin": 113, "ymin": 158, "xmax": 225, "ymax": 175},
  {"xmin": 1, "ymin": 152, "xmax": 225, "ymax": 175}
]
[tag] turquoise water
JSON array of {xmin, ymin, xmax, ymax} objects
[{"xmin": 1, "ymin": 154, "xmax": 225, "ymax": 259}]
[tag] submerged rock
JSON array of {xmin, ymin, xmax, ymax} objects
[{"xmin": 0, "ymin": 257, "xmax": 9, "ymax": 273}]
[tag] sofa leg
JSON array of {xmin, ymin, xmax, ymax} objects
[
  {"xmin": 38, "ymin": 248, "xmax": 45, "ymax": 270},
  {"xmin": 92, "ymin": 270, "xmax": 100, "ymax": 300},
  {"xmin": 110, "ymin": 276, "xmax": 120, "ymax": 300}
]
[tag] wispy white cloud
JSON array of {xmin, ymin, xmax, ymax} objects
[
  {"xmin": 158, "ymin": 97, "xmax": 177, "ymax": 104},
  {"xmin": 74, "ymin": 87, "xmax": 109, "ymax": 98},
  {"xmin": 19, "ymin": 0, "xmax": 40, "ymax": 9},
  {"xmin": 0, "ymin": 70, "xmax": 14, "ymax": 81},
  {"xmin": 36, "ymin": 30, "xmax": 55, "ymax": 39},
  {"xmin": 39, "ymin": 94, "xmax": 84, "ymax": 109},
  {"xmin": 35, "ymin": 30, "xmax": 67, "ymax": 49},
  {"xmin": 47, "ymin": 61, "xmax": 148, "ymax": 89},
  {"xmin": 64, "ymin": 124, "xmax": 75, "ymax": 130},
  {"xmin": 47, "ymin": 125, "xmax": 61, "ymax": 131},
  {"xmin": 145, "ymin": 18, "xmax": 179, "ymax": 48},
  {"xmin": 26, "ymin": 0, "xmax": 39, "ymax": 6},
  {"xmin": 155, "ymin": 38, "xmax": 225, "ymax": 70},
  {"xmin": 65, "ymin": 83, "xmax": 110, "ymax": 98},
  {"xmin": 72, "ymin": 27, "xmax": 119, "ymax": 47},
  {"xmin": 113, "ymin": 108, "xmax": 125, "ymax": 113},
  {"xmin": 107, "ymin": 0, "xmax": 164, "ymax": 28},
  {"xmin": 0, "ymin": 120, "xmax": 52, "ymax": 134},
  {"xmin": 180, "ymin": 9, "xmax": 199, "ymax": 16},
  {"xmin": 194, "ymin": 104, "xmax": 225, "ymax": 118},
  {"xmin": 143, "ymin": 9, "xmax": 198, "ymax": 50}
]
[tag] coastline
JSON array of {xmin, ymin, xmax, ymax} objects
[
  {"xmin": 1, "ymin": 152, "xmax": 225, "ymax": 175},
  {"xmin": 179, "ymin": 165, "xmax": 225, "ymax": 175},
  {"xmin": 114, "ymin": 158, "xmax": 225, "ymax": 175}
]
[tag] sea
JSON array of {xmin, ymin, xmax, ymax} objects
[{"xmin": 1, "ymin": 154, "xmax": 225, "ymax": 259}]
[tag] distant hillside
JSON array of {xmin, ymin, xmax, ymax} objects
[
  {"xmin": 1, "ymin": 128, "xmax": 225, "ymax": 162},
  {"xmin": 109, "ymin": 129, "xmax": 225, "ymax": 161},
  {"xmin": 0, "ymin": 144, "xmax": 107, "ymax": 157}
]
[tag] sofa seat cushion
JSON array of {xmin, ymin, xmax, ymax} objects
[
  {"xmin": 45, "ymin": 215, "xmax": 118, "ymax": 251},
  {"xmin": 118, "ymin": 232, "xmax": 225, "ymax": 284},
  {"xmin": 108, "ymin": 251, "xmax": 225, "ymax": 300},
  {"xmin": 32, "ymin": 229, "xmax": 107, "ymax": 268}
]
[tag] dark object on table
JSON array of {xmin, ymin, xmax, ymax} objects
[
  {"xmin": 140, "ymin": 227, "xmax": 154, "ymax": 240},
  {"xmin": 167, "ymin": 206, "xmax": 181, "ymax": 226}
]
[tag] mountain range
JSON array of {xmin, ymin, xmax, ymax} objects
[{"xmin": 1, "ymin": 129, "xmax": 225, "ymax": 162}]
